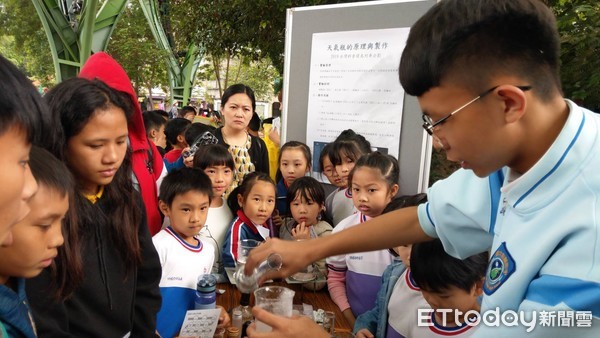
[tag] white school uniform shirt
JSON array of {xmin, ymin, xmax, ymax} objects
[
  {"xmin": 386, "ymin": 269, "xmax": 431, "ymax": 338},
  {"xmin": 200, "ymin": 198, "xmax": 233, "ymax": 273},
  {"xmin": 152, "ymin": 227, "xmax": 215, "ymax": 338},
  {"xmin": 418, "ymin": 100, "xmax": 600, "ymax": 337},
  {"xmin": 330, "ymin": 188, "xmax": 357, "ymax": 226},
  {"xmin": 327, "ymin": 212, "xmax": 393, "ymax": 316}
]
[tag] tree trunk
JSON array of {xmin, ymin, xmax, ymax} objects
[
  {"xmin": 147, "ymin": 82, "xmax": 154, "ymax": 110},
  {"xmin": 213, "ymin": 56, "xmax": 223, "ymax": 98},
  {"xmin": 224, "ymin": 50, "xmax": 231, "ymax": 92}
]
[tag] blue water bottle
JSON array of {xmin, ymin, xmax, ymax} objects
[{"xmin": 195, "ymin": 274, "xmax": 217, "ymax": 310}]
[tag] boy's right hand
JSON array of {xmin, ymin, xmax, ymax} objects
[
  {"xmin": 244, "ymin": 238, "xmax": 316, "ymax": 281},
  {"xmin": 356, "ymin": 329, "xmax": 375, "ymax": 338}
]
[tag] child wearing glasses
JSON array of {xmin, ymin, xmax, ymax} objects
[{"xmin": 246, "ymin": 0, "xmax": 600, "ymax": 337}]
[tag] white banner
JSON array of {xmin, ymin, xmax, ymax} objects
[{"xmin": 306, "ymin": 27, "xmax": 410, "ymax": 176}]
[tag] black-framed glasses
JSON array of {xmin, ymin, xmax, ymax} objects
[{"xmin": 421, "ymin": 85, "xmax": 532, "ymax": 135}]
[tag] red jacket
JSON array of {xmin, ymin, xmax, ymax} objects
[{"xmin": 79, "ymin": 52, "xmax": 164, "ymax": 235}]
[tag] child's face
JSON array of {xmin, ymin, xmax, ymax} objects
[
  {"xmin": 0, "ymin": 185, "xmax": 68, "ymax": 282},
  {"xmin": 204, "ymin": 165, "xmax": 234, "ymax": 198},
  {"xmin": 183, "ymin": 112, "xmax": 195, "ymax": 121},
  {"xmin": 321, "ymin": 155, "xmax": 343, "ymax": 188},
  {"xmin": 420, "ymin": 283, "xmax": 482, "ymax": 325},
  {"xmin": 290, "ymin": 193, "xmax": 322, "ymax": 227},
  {"xmin": 334, "ymin": 152, "xmax": 356, "ymax": 187},
  {"xmin": 280, "ymin": 148, "xmax": 309, "ymax": 185},
  {"xmin": 150, "ymin": 125, "xmax": 167, "ymax": 149},
  {"xmin": 0, "ymin": 126, "xmax": 38, "ymax": 246},
  {"xmin": 66, "ymin": 107, "xmax": 128, "ymax": 195},
  {"xmin": 395, "ymin": 244, "xmax": 412, "ymax": 268},
  {"xmin": 160, "ymin": 191, "xmax": 210, "ymax": 241},
  {"xmin": 238, "ymin": 181, "xmax": 276, "ymax": 225},
  {"xmin": 351, "ymin": 167, "xmax": 398, "ymax": 218}
]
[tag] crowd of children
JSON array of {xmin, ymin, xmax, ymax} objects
[{"xmin": 1, "ymin": 0, "xmax": 599, "ymax": 337}]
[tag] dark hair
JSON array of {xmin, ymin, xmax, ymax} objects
[
  {"xmin": 165, "ymin": 117, "xmax": 191, "ymax": 146},
  {"xmin": 348, "ymin": 151, "xmax": 399, "ymax": 190},
  {"xmin": 227, "ymin": 172, "xmax": 276, "ymax": 214},
  {"xmin": 179, "ymin": 105, "xmax": 197, "ymax": 118},
  {"xmin": 383, "ymin": 193, "xmax": 427, "ymax": 257},
  {"xmin": 45, "ymin": 77, "xmax": 142, "ymax": 271},
  {"xmin": 222, "ymin": 83, "xmax": 256, "ymax": 112},
  {"xmin": 399, "ymin": 0, "xmax": 560, "ymax": 101},
  {"xmin": 193, "ymin": 144, "xmax": 235, "ymax": 171},
  {"xmin": 276, "ymin": 141, "xmax": 312, "ymax": 182},
  {"xmin": 154, "ymin": 109, "xmax": 169, "ymax": 120},
  {"xmin": 159, "ymin": 167, "xmax": 213, "ymax": 206},
  {"xmin": 410, "ymin": 239, "xmax": 489, "ymax": 293},
  {"xmin": 143, "ymin": 110, "xmax": 167, "ymax": 136},
  {"xmin": 329, "ymin": 129, "xmax": 371, "ymax": 166},
  {"xmin": 0, "ymin": 55, "xmax": 47, "ymax": 146},
  {"xmin": 382, "ymin": 193, "xmax": 428, "ymax": 214},
  {"xmin": 29, "ymin": 146, "xmax": 82, "ymax": 299},
  {"xmin": 286, "ymin": 176, "xmax": 326, "ymax": 209},
  {"xmin": 248, "ymin": 112, "xmax": 261, "ymax": 132},
  {"xmin": 318, "ymin": 143, "xmax": 333, "ymax": 174},
  {"xmin": 185, "ymin": 122, "xmax": 216, "ymax": 146}
]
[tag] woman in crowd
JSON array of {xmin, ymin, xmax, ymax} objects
[{"xmin": 213, "ymin": 84, "xmax": 269, "ymax": 195}]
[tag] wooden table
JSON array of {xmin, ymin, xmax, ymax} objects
[{"xmin": 216, "ymin": 280, "xmax": 353, "ymax": 332}]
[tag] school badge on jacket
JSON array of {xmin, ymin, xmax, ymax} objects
[{"xmin": 484, "ymin": 242, "xmax": 516, "ymax": 295}]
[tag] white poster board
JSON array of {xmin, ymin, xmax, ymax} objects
[
  {"xmin": 283, "ymin": 0, "xmax": 436, "ymax": 194},
  {"xmin": 306, "ymin": 27, "xmax": 409, "ymax": 165}
]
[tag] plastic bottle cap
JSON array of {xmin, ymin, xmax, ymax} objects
[{"xmin": 197, "ymin": 274, "xmax": 217, "ymax": 292}]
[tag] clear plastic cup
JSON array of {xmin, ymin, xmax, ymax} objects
[
  {"xmin": 253, "ymin": 286, "xmax": 295, "ymax": 332},
  {"xmin": 237, "ymin": 239, "xmax": 261, "ymax": 265}
]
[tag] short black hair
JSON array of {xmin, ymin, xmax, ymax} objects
[
  {"xmin": 0, "ymin": 55, "xmax": 47, "ymax": 146},
  {"xmin": 329, "ymin": 129, "xmax": 371, "ymax": 166},
  {"xmin": 193, "ymin": 144, "xmax": 235, "ymax": 171},
  {"xmin": 164, "ymin": 118, "xmax": 191, "ymax": 146},
  {"xmin": 185, "ymin": 122, "xmax": 216, "ymax": 147},
  {"xmin": 400, "ymin": 0, "xmax": 561, "ymax": 101},
  {"xmin": 382, "ymin": 193, "xmax": 427, "ymax": 214},
  {"xmin": 179, "ymin": 105, "xmax": 197, "ymax": 118},
  {"xmin": 154, "ymin": 109, "xmax": 169, "ymax": 120},
  {"xmin": 286, "ymin": 176, "xmax": 325, "ymax": 209},
  {"xmin": 248, "ymin": 112, "xmax": 261, "ymax": 132},
  {"xmin": 159, "ymin": 167, "xmax": 213, "ymax": 207},
  {"xmin": 143, "ymin": 111, "xmax": 167, "ymax": 136},
  {"xmin": 410, "ymin": 239, "xmax": 489, "ymax": 293}
]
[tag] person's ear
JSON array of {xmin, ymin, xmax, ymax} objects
[
  {"xmin": 473, "ymin": 278, "xmax": 485, "ymax": 296},
  {"xmin": 389, "ymin": 184, "xmax": 399, "ymax": 198},
  {"xmin": 177, "ymin": 134, "xmax": 186, "ymax": 145},
  {"xmin": 149, "ymin": 129, "xmax": 158, "ymax": 140},
  {"xmin": 158, "ymin": 200, "xmax": 170, "ymax": 217},
  {"xmin": 237, "ymin": 193, "xmax": 244, "ymax": 208},
  {"xmin": 496, "ymin": 85, "xmax": 528, "ymax": 124}
]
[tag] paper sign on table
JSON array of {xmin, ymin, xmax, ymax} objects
[{"xmin": 179, "ymin": 308, "xmax": 221, "ymax": 338}]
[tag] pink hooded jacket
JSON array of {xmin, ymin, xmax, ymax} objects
[{"xmin": 79, "ymin": 52, "xmax": 164, "ymax": 235}]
